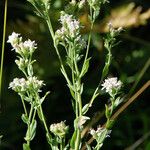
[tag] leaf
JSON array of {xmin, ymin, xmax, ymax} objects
[
  {"xmin": 21, "ymin": 114, "xmax": 29, "ymax": 124},
  {"xmin": 82, "ymin": 104, "xmax": 89, "ymax": 115},
  {"xmin": 97, "ymin": 129, "xmax": 108, "ymax": 144},
  {"xmin": 101, "ymin": 62, "xmax": 109, "ymax": 81},
  {"xmin": 71, "ymin": 98, "xmax": 76, "ymax": 113},
  {"xmin": 69, "ymin": 88, "xmax": 75, "ymax": 99},
  {"xmin": 80, "ymin": 83, "xmax": 84, "ymax": 94},
  {"xmin": 70, "ymin": 130, "xmax": 78, "ymax": 149},
  {"xmin": 27, "ymin": 64, "xmax": 33, "ymax": 76},
  {"xmin": 80, "ymin": 58, "xmax": 91, "ymax": 78},
  {"xmin": 105, "ymin": 104, "xmax": 111, "ymax": 119},
  {"xmin": 37, "ymin": 108, "xmax": 43, "ymax": 121},
  {"xmin": 30, "ymin": 120, "xmax": 37, "ymax": 140},
  {"xmin": 114, "ymin": 97, "xmax": 121, "ymax": 108},
  {"xmin": 40, "ymin": 91, "xmax": 50, "ymax": 104},
  {"xmin": 23, "ymin": 143, "xmax": 31, "ymax": 150},
  {"xmin": 101, "ymin": 50, "xmax": 112, "ymax": 81},
  {"xmin": 25, "ymin": 120, "xmax": 37, "ymax": 141}
]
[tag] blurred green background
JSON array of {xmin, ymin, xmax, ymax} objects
[{"xmin": 0, "ymin": 0, "xmax": 150, "ymax": 150}]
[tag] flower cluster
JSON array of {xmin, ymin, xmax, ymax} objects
[
  {"xmin": 9, "ymin": 77, "xmax": 44, "ymax": 93},
  {"xmin": 88, "ymin": 0, "xmax": 109, "ymax": 8},
  {"xmin": 7, "ymin": 32, "xmax": 37, "ymax": 74},
  {"xmin": 108, "ymin": 22, "xmax": 123, "ymax": 37},
  {"xmin": 9, "ymin": 78, "xmax": 27, "ymax": 92},
  {"xmin": 87, "ymin": 0, "xmax": 109, "ymax": 22},
  {"xmin": 102, "ymin": 77, "xmax": 122, "ymax": 94},
  {"xmin": 70, "ymin": 0, "xmax": 86, "ymax": 9},
  {"xmin": 55, "ymin": 12, "xmax": 86, "ymax": 50},
  {"xmin": 50, "ymin": 121, "xmax": 69, "ymax": 138},
  {"xmin": 90, "ymin": 126, "xmax": 111, "ymax": 146},
  {"xmin": 7, "ymin": 32, "xmax": 37, "ymax": 58},
  {"xmin": 27, "ymin": 76, "xmax": 44, "ymax": 92}
]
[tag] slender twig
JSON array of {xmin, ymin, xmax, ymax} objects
[
  {"xmin": 111, "ymin": 80, "xmax": 150, "ymax": 120},
  {"xmin": 128, "ymin": 58, "xmax": 150, "ymax": 97}
]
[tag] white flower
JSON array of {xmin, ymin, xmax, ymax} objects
[
  {"xmin": 107, "ymin": 22, "xmax": 123, "ymax": 37},
  {"xmin": 26, "ymin": 76, "xmax": 44, "ymax": 92},
  {"xmin": 8, "ymin": 32, "xmax": 37, "ymax": 57},
  {"xmin": 7, "ymin": 32, "xmax": 22, "ymax": 47},
  {"xmin": 60, "ymin": 13, "xmax": 73, "ymax": 25},
  {"xmin": 50, "ymin": 121, "xmax": 69, "ymax": 138},
  {"xmin": 55, "ymin": 12, "xmax": 81, "ymax": 41},
  {"xmin": 55, "ymin": 12, "xmax": 87, "ymax": 51},
  {"xmin": 90, "ymin": 126, "xmax": 111, "ymax": 143},
  {"xmin": 75, "ymin": 35, "xmax": 86, "ymax": 49},
  {"xmin": 77, "ymin": 116, "xmax": 90, "ymax": 129},
  {"xmin": 101, "ymin": 77, "xmax": 122, "ymax": 94},
  {"xmin": 15, "ymin": 58, "xmax": 29, "ymax": 70},
  {"xmin": 78, "ymin": 0, "xmax": 86, "ymax": 8},
  {"xmin": 23, "ymin": 39, "xmax": 37, "ymax": 51},
  {"xmin": 9, "ymin": 78, "xmax": 27, "ymax": 92},
  {"xmin": 19, "ymin": 39, "xmax": 37, "ymax": 55}
]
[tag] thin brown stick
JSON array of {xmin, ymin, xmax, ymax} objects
[
  {"xmin": 111, "ymin": 80, "xmax": 150, "ymax": 120},
  {"xmin": 82, "ymin": 81, "xmax": 150, "ymax": 150},
  {"xmin": 124, "ymin": 131, "xmax": 150, "ymax": 150}
]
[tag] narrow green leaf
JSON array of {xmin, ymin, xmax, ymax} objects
[
  {"xmin": 30, "ymin": 120, "xmax": 37, "ymax": 140},
  {"xmin": 105, "ymin": 104, "xmax": 111, "ymax": 119},
  {"xmin": 101, "ymin": 50, "xmax": 112, "ymax": 81},
  {"xmin": 25, "ymin": 120, "xmax": 37, "ymax": 141},
  {"xmin": 80, "ymin": 58, "xmax": 91, "ymax": 78},
  {"xmin": 21, "ymin": 114, "xmax": 29, "ymax": 124},
  {"xmin": 27, "ymin": 64, "xmax": 33, "ymax": 76},
  {"xmin": 37, "ymin": 108, "xmax": 43, "ymax": 121},
  {"xmin": 70, "ymin": 130, "xmax": 77, "ymax": 149},
  {"xmin": 97, "ymin": 128, "xmax": 108, "ymax": 144},
  {"xmin": 82, "ymin": 104, "xmax": 89, "ymax": 115}
]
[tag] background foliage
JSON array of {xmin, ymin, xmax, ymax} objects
[{"xmin": 0, "ymin": 0, "xmax": 150, "ymax": 149}]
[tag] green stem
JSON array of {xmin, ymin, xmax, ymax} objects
[
  {"xmin": 81, "ymin": 22, "xmax": 94, "ymax": 74},
  {"xmin": 75, "ymin": 129, "xmax": 81, "ymax": 150},
  {"xmin": 31, "ymin": 109, "xmax": 36, "ymax": 123},
  {"xmin": 0, "ymin": 0, "xmax": 7, "ymax": 107},
  {"xmin": 45, "ymin": 12, "xmax": 72, "ymax": 89},
  {"xmin": 26, "ymin": 104, "xmax": 34, "ymax": 145},
  {"xmin": 35, "ymin": 94, "xmax": 51, "ymax": 140},
  {"xmin": 45, "ymin": 13, "xmax": 62, "ymax": 64},
  {"xmin": 20, "ymin": 95, "xmax": 28, "ymax": 116},
  {"xmin": 74, "ymin": 80, "xmax": 82, "ymax": 150}
]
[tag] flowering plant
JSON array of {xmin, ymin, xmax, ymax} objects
[{"xmin": 8, "ymin": 0, "xmax": 124, "ymax": 150}]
